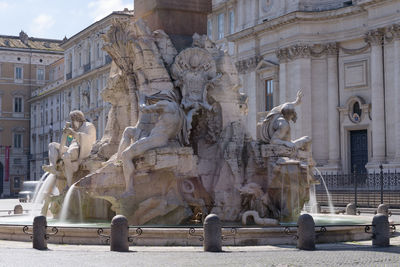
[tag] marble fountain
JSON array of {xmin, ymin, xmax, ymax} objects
[{"xmin": 0, "ymin": 19, "xmax": 385, "ymax": 246}]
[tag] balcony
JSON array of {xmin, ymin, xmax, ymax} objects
[
  {"xmin": 66, "ymin": 72, "xmax": 72, "ymax": 80},
  {"xmin": 83, "ymin": 63, "xmax": 91, "ymax": 73}
]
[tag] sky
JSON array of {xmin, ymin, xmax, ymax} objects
[{"xmin": 0, "ymin": 0, "xmax": 133, "ymax": 40}]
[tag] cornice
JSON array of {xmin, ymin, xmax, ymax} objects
[
  {"xmin": 227, "ymin": 6, "xmax": 365, "ymax": 42},
  {"xmin": 276, "ymin": 42, "xmax": 338, "ymax": 62},
  {"xmin": 235, "ymin": 56, "xmax": 262, "ymax": 74}
]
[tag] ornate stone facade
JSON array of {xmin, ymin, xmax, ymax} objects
[{"xmin": 211, "ymin": 0, "xmax": 400, "ymax": 173}]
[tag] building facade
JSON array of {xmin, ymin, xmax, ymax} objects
[
  {"xmin": 0, "ymin": 31, "xmax": 63, "ymax": 196},
  {"xmin": 29, "ymin": 10, "xmax": 133, "ymax": 181},
  {"xmin": 209, "ymin": 0, "xmax": 400, "ymax": 174}
]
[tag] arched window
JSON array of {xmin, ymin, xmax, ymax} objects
[{"xmin": 353, "ymin": 102, "xmax": 362, "ymax": 117}]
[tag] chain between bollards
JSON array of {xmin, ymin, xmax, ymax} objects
[
  {"xmin": 188, "ymin": 227, "xmax": 204, "ymax": 241},
  {"xmin": 221, "ymin": 228, "xmax": 237, "ymax": 241},
  {"xmin": 127, "ymin": 227, "xmax": 143, "ymax": 243},
  {"xmin": 97, "ymin": 228, "xmax": 110, "ymax": 244}
]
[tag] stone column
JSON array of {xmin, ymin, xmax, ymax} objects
[
  {"xmin": 366, "ymin": 29, "xmax": 386, "ymax": 163},
  {"xmin": 392, "ymin": 25, "xmax": 400, "ymax": 161},
  {"xmin": 291, "ymin": 45, "xmax": 312, "ymax": 139},
  {"xmin": 327, "ymin": 43, "xmax": 340, "ymax": 168},
  {"xmin": 276, "ymin": 48, "xmax": 289, "ymax": 105}
]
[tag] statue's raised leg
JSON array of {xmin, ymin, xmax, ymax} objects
[{"xmin": 121, "ymin": 135, "xmax": 169, "ymax": 193}]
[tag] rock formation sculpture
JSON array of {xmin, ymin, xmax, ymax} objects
[{"xmin": 41, "ymin": 18, "xmax": 316, "ymax": 226}]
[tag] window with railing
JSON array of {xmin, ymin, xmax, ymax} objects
[
  {"xmin": 265, "ymin": 79, "xmax": 274, "ymax": 111},
  {"xmin": 218, "ymin": 13, "xmax": 224, "ymax": 39},
  {"xmin": 37, "ymin": 68, "xmax": 45, "ymax": 82},
  {"xmin": 14, "ymin": 97, "xmax": 23, "ymax": 113},
  {"xmin": 229, "ymin": 10, "xmax": 235, "ymax": 34},
  {"xmin": 15, "ymin": 66, "xmax": 23, "ymax": 81},
  {"xmin": 13, "ymin": 133, "xmax": 22, "ymax": 148},
  {"xmin": 207, "ymin": 18, "xmax": 212, "ymax": 39}
]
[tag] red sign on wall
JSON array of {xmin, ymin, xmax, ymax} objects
[{"xmin": 4, "ymin": 146, "xmax": 10, "ymax": 182}]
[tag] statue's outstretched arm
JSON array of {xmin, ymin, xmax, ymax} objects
[{"xmin": 292, "ymin": 90, "xmax": 303, "ymax": 106}]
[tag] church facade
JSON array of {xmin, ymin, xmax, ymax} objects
[{"xmin": 209, "ymin": 0, "xmax": 400, "ymax": 174}]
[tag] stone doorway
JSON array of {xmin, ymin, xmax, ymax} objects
[{"xmin": 350, "ymin": 130, "xmax": 368, "ymax": 174}]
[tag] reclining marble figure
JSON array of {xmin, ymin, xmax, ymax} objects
[
  {"xmin": 117, "ymin": 90, "xmax": 187, "ymax": 194},
  {"xmin": 258, "ymin": 90, "xmax": 311, "ymax": 152},
  {"xmin": 43, "ymin": 110, "xmax": 96, "ymax": 187}
]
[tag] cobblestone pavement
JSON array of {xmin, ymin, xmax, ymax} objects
[{"xmin": 0, "ymin": 232, "xmax": 399, "ymax": 267}]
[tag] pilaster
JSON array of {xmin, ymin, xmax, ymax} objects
[
  {"xmin": 388, "ymin": 25, "xmax": 400, "ymax": 161},
  {"xmin": 365, "ymin": 29, "xmax": 386, "ymax": 163},
  {"xmin": 326, "ymin": 43, "xmax": 341, "ymax": 168}
]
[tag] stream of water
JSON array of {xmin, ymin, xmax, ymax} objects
[
  {"xmin": 31, "ymin": 173, "xmax": 57, "ymax": 217},
  {"xmin": 59, "ymin": 183, "xmax": 83, "ymax": 222},
  {"xmin": 314, "ymin": 167, "xmax": 335, "ymax": 214}
]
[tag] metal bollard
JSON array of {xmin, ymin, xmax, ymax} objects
[
  {"xmin": 33, "ymin": 216, "xmax": 47, "ymax": 250},
  {"xmin": 346, "ymin": 203, "xmax": 356, "ymax": 215},
  {"xmin": 203, "ymin": 214, "xmax": 222, "ymax": 252},
  {"xmin": 110, "ymin": 215, "xmax": 129, "ymax": 252},
  {"xmin": 297, "ymin": 214, "xmax": 315, "ymax": 250},
  {"xmin": 14, "ymin": 204, "xmax": 23, "ymax": 215},
  {"xmin": 377, "ymin": 204, "xmax": 389, "ymax": 216},
  {"xmin": 372, "ymin": 214, "xmax": 390, "ymax": 247}
]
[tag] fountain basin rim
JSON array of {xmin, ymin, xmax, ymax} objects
[{"xmin": 0, "ymin": 222, "xmax": 389, "ymax": 246}]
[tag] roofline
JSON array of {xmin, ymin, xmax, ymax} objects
[
  {"xmin": 61, "ymin": 11, "xmax": 134, "ymax": 48},
  {"xmin": 28, "ymin": 63, "xmax": 112, "ymax": 102},
  {"xmin": 0, "ymin": 47, "xmax": 64, "ymax": 54},
  {"xmin": 0, "ymin": 34, "xmax": 63, "ymax": 43}
]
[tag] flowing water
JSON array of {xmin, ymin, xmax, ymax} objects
[
  {"xmin": 314, "ymin": 168, "xmax": 335, "ymax": 214},
  {"xmin": 308, "ymin": 184, "xmax": 318, "ymax": 213},
  {"xmin": 31, "ymin": 173, "xmax": 57, "ymax": 217},
  {"xmin": 31, "ymin": 172, "xmax": 50, "ymax": 202},
  {"xmin": 59, "ymin": 183, "xmax": 83, "ymax": 222}
]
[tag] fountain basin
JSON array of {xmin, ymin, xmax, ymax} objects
[{"xmin": 0, "ymin": 214, "xmax": 393, "ymax": 246}]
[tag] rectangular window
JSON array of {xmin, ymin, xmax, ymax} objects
[
  {"xmin": 37, "ymin": 68, "xmax": 44, "ymax": 81},
  {"xmin": 207, "ymin": 19, "xmax": 212, "ymax": 39},
  {"xmin": 218, "ymin": 13, "xmax": 224, "ymax": 39},
  {"xmin": 14, "ymin": 133, "xmax": 22, "ymax": 148},
  {"xmin": 265, "ymin": 79, "xmax": 274, "ymax": 111},
  {"xmin": 97, "ymin": 43, "xmax": 100, "ymax": 59},
  {"xmin": 15, "ymin": 66, "xmax": 22, "ymax": 80},
  {"xmin": 229, "ymin": 10, "xmax": 235, "ymax": 34},
  {"xmin": 49, "ymin": 69, "xmax": 54, "ymax": 81},
  {"xmin": 14, "ymin": 97, "xmax": 22, "ymax": 113},
  {"xmin": 79, "ymin": 52, "xmax": 82, "ymax": 67},
  {"xmin": 13, "ymin": 177, "xmax": 20, "ymax": 189}
]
